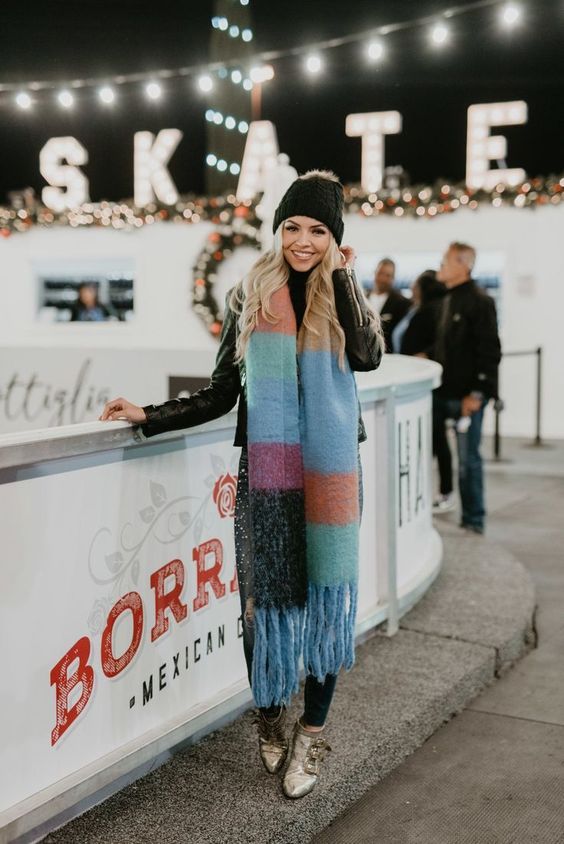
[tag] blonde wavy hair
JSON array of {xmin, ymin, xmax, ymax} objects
[{"xmin": 228, "ymin": 169, "xmax": 384, "ymax": 371}]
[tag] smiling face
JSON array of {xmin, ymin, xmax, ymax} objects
[{"xmin": 281, "ymin": 216, "xmax": 332, "ymax": 272}]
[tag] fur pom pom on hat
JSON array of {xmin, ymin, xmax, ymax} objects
[{"xmin": 272, "ymin": 169, "xmax": 345, "ymax": 245}]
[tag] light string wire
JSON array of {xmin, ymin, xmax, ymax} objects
[{"xmin": 0, "ymin": 0, "xmax": 514, "ymax": 97}]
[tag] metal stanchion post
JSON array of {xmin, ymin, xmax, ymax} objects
[{"xmin": 535, "ymin": 346, "xmax": 542, "ymax": 446}]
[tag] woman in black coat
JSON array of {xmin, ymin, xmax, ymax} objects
[{"xmin": 391, "ymin": 269, "xmax": 446, "ymax": 356}]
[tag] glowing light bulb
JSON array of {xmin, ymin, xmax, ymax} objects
[
  {"xmin": 501, "ymin": 3, "xmax": 521, "ymax": 26},
  {"xmin": 15, "ymin": 92, "xmax": 32, "ymax": 109},
  {"xmin": 198, "ymin": 75, "xmax": 213, "ymax": 93},
  {"xmin": 367, "ymin": 40, "xmax": 385, "ymax": 61},
  {"xmin": 99, "ymin": 86, "xmax": 115, "ymax": 104},
  {"xmin": 58, "ymin": 90, "xmax": 74, "ymax": 108},
  {"xmin": 305, "ymin": 54, "xmax": 322, "ymax": 74},
  {"xmin": 145, "ymin": 82, "xmax": 162, "ymax": 100},
  {"xmin": 431, "ymin": 23, "xmax": 449, "ymax": 45}
]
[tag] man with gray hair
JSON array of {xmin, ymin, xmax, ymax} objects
[{"xmin": 430, "ymin": 241, "xmax": 501, "ymax": 534}]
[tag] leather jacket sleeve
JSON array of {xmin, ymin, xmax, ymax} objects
[
  {"xmin": 332, "ymin": 267, "xmax": 383, "ymax": 371},
  {"xmin": 139, "ymin": 292, "xmax": 240, "ymax": 438}
]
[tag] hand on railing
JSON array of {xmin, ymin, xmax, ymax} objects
[{"xmin": 99, "ymin": 397, "xmax": 147, "ymax": 424}]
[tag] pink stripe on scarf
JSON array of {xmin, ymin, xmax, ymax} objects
[
  {"xmin": 256, "ymin": 285, "xmax": 296, "ymax": 335},
  {"xmin": 248, "ymin": 442, "xmax": 304, "ymax": 489}
]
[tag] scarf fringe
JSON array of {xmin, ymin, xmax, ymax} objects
[
  {"xmin": 251, "ymin": 604, "xmax": 306, "ymax": 707},
  {"xmin": 303, "ymin": 581, "xmax": 358, "ymax": 684}
]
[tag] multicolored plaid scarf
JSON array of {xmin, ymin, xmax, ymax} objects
[{"xmin": 245, "ymin": 280, "xmax": 360, "ymax": 707}]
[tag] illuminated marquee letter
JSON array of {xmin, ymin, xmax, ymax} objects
[
  {"xmin": 50, "ymin": 636, "xmax": 94, "ymax": 746},
  {"xmin": 134, "ymin": 129, "xmax": 183, "ymax": 207},
  {"xmin": 466, "ymin": 101, "xmax": 527, "ymax": 190},
  {"xmin": 40, "ymin": 136, "xmax": 89, "ymax": 212},
  {"xmin": 236, "ymin": 120, "xmax": 279, "ymax": 201},
  {"xmin": 150, "ymin": 558, "xmax": 188, "ymax": 642},
  {"xmin": 345, "ymin": 111, "xmax": 402, "ymax": 193},
  {"xmin": 192, "ymin": 539, "xmax": 226, "ymax": 611},
  {"xmin": 101, "ymin": 591, "xmax": 144, "ymax": 678}
]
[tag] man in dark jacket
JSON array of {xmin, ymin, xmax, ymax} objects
[
  {"xmin": 429, "ymin": 242, "xmax": 501, "ymax": 534},
  {"xmin": 367, "ymin": 258, "xmax": 410, "ymax": 352}
]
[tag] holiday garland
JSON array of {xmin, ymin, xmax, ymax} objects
[{"xmin": 1, "ymin": 172, "xmax": 562, "ymax": 238}]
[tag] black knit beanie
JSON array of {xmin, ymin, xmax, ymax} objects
[{"xmin": 272, "ymin": 174, "xmax": 345, "ymax": 245}]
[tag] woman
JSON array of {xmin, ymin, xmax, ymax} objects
[
  {"xmin": 99, "ymin": 170, "xmax": 385, "ymax": 799},
  {"xmin": 70, "ymin": 282, "xmax": 116, "ymax": 321},
  {"xmin": 391, "ymin": 269, "xmax": 446, "ymax": 356}
]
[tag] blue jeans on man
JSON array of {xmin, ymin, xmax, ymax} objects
[{"xmin": 432, "ymin": 394, "xmax": 486, "ymax": 531}]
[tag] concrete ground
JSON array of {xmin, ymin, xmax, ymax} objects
[
  {"xmin": 314, "ymin": 436, "xmax": 564, "ymax": 844},
  {"xmin": 33, "ymin": 437, "xmax": 558, "ymax": 844}
]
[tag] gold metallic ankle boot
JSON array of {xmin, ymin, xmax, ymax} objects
[
  {"xmin": 251, "ymin": 705, "xmax": 289, "ymax": 774},
  {"xmin": 282, "ymin": 717, "xmax": 332, "ymax": 799}
]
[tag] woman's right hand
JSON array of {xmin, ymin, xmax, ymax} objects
[{"xmin": 98, "ymin": 397, "xmax": 147, "ymax": 423}]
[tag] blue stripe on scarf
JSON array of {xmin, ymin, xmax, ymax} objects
[
  {"xmin": 298, "ymin": 349, "xmax": 358, "ymax": 473},
  {"xmin": 247, "ymin": 377, "xmax": 300, "ymax": 442}
]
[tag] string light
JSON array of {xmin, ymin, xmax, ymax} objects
[
  {"xmin": 57, "ymin": 90, "xmax": 74, "ymax": 108},
  {"xmin": 501, "ymin": 3, "xmax": 521, "ymax": 26},
  {"xmin": 145, "ymin": 82, "xmax": 162, "ymax": 100},
  {"xmin": 250, "ymin": 65, "xmax": 275, "ymax": 83},
  {"xmin": 305, "ymin": 54, "xmax": 322, "ymax": 74},
  {"xmin": 0, "ymin": 2, "xmax": 534, "ymax": 114},
  {"xmin": 98, "ymin": 86, "xmax": 115, "ymax": 104},
  {"xmin": 15, "ymin": 92, "xmax": 32, "ymax": 109},
  {"xmin": 206, "ymin": 153, "xmax": 241, "ymax": 175},
  {"xmin": 198, "ymin": 75, "xmax": 214, "ymax": 93},
  {"xmin": 431, "ymin": 22, "xmax": 450, "ymax": 45},
  {"xmin": 205, "ymin": 109, "xmax": 249, "ymax": 133},
  {"xmin": 367, "ymin": 40, "xmax": 385, "ymax": 62}
]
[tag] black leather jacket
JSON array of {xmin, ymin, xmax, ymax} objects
[{"xmin": 140, "ymin": 267, "xmax": 383, "ymax": 445}]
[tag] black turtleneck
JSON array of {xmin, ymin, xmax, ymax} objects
[{"xmin": 287, "ymin": 266, "xmax": 312, "ymax": 330}]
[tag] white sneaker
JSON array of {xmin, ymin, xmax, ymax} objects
[{"xmin": 432, "ymin": 493, "xmax": 456, "ymax": 514}]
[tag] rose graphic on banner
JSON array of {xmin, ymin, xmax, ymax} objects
[{"xmin": 212, "ymin": 472, "xmax": 238, "ymax": 518}]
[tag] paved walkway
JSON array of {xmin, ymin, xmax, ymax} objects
[{"xmin": 314, "ymin": 437, "xmax": 564, "ymax": 844}]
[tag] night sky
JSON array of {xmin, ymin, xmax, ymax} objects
[{"xmin": 1, "ymin": 0, "xmax": 562, "ymax": 202}]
